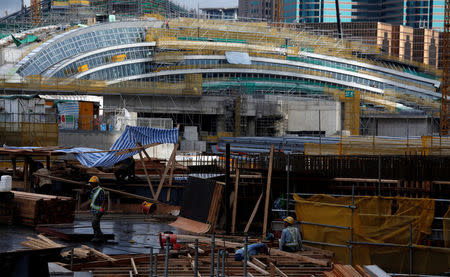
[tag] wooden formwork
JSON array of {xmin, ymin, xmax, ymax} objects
[{"xmin": 68, "ymin": 239, "xmax": 335, "ymax": 277}]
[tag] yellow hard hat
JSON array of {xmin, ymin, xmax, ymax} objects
[
  {"xmin": 89, "ymin": 176, "xmax": 100, "ymax": 184},
  {"xmin": 283, "ymin": 216, "xmax": 295, "ymax": 225}
]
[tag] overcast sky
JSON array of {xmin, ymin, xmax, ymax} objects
[
  {"xmin": 0, "ymin": 0, "xmax": 237, "ymax": 19},
  {"xmin": 0, "ymin": 0, "xmax": 28, "ymax": 18}
]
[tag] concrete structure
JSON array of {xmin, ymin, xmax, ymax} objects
[
  {"xmin": 360, "ymin": 114, "xmax": 438, "ymax": 137},
  {"xmin": 0, "ymin": 17, "xmax": 443, "ymax": 149},
  {"xmin": 238, "ymin": 0, "xmax": 274, "ymax": 21},
  {"xmin": 200, "ymin": 1, "xmax": 238, "ymax": 20}
]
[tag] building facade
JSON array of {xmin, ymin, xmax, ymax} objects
[
  {"xmin": 278, "ymin": 0, "xmax": 445, "ymax": 31},
  {"xmin": 238, "ymin": 0, "xmax": 274, "ymax": 21}
]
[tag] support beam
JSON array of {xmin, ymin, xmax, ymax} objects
[
  {"xmin": 137, "ymin": 149, "xmax": 155, "ymax": 198},
  {"xmin": 244, "ymin": 192, "xmax": 263, "ymax": 233},
  {"xmin": 231, "ymin": 168, "xmax": 240, "ymax": 234},
  {"xmin": 155, "ymin": 143, "xmax": 179, "ymax": 200},
  {"xmin": 262, "ymin": 145, "xmax": 274, "ymax": 238}
]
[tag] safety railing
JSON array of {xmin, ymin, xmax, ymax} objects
[{"xmin": 272, "ymin": 191, "xmax": 450, "ymax": 274}]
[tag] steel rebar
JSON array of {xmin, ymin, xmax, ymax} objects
[
  {"xmin": 164, "ymin": 239, "xmax": 170, "ymax": 277},
  {"xmin": 243, "ymin": 236, "xmax": 248, "ymax": 277},
  {"xmin": 194, "ymin": 239, "xmax": 198, "ymax": 277},
  {"xmin": 149, "ymin": 247, "xmax": 153, "ymax": 277},
  {"xmin": 70, "ymin": 248, "xmax": 74, "ymax": 271},
  {"xmin": 210, "ymin": 234, "xmax": 215, "ymax": 277}
]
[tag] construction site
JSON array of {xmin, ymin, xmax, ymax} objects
[{"xmin": 0, "ymin": 0, "xmax": 449, "ymax": 276}]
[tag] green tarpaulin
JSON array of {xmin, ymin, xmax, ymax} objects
[{"xmin": 11, "ymin": 34, "xmax": 38, "ymax": 47}]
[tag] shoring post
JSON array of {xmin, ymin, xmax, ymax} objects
[
  {"xmin": 194, "ymin": 239, "xmax": 199, "ymax": 277},
  {"xmin": 378, "ymin": 154, "xmax": 381, "ymax": 196},
  {"xmin": 210, "ymin": 234, "xmax": 215, "ymax": 277},
  {"xmin": 409, "ymin": 224, "xmax": 413, "ymax": 274},
  {"xmin": 350, "ymin": 184, "xmax": 355, "ymax": 265},
  {"xmin": 243, "ymin": 236, "xmax": 248, "ymax": 277},
  {"xmin": 70, "ymin": 248, "xmax": 74, "ymax": 271},
  {"xmin": 149, "ymin": 247, "xmax": 153, "ymax": 277},
  {"xmin": 164, "ymin": 239, "xmax": 169, "ymax": 277}
]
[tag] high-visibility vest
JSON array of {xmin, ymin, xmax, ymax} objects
[
  {"xmin": 285, "ymin": 226, "xmax": 299, "ymax": 249},
  {"xmin": 90, "ymin": 187, "xmax": 104, "ymax": 211}
]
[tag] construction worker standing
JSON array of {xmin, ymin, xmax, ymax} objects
[
  {"xmin": 279, "ymin": 216, "xmax": 303, "ymax": 252},
  {"xmin": 88, "ymin": 176, "xmax": 106, "ymax": 243}
]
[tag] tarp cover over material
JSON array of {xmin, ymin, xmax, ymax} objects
[
  {"xmin": 225, "ymin": 51, "xmax": 251, "ymax": 65},
  {"xmin": 55, "ymin": 126, "xmax": 178, "ymax": 167},
  {"xmin": 5, "ymin": 126, "xmax": 179, "ymax": 168}
]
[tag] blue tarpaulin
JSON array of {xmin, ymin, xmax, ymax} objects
[{"xmin": 5, "ymin": 126, "xmax": 179, "ymax": 168}]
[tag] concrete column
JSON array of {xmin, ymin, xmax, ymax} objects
[
  {"xmin": 247, "ymin": 117, "xmax": 256, "ymax": 136},
  {"xmin": 216, "ymin": 116, "xmax": 226, "ymax": 134}
]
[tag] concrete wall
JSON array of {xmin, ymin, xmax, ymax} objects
[
  {"xmin": 287, "ymin": 99, "xmax": 341, "ymax": 135},
  {"xmin": 362, "ymin": 116, "xmax": 433, "ymax": 137}
]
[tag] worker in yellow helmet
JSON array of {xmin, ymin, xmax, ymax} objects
[
  {"xmin": 279, "ymin": 216, "xmax": 303, "ymax": 252},
  {"xmin": 88, "ymin": 176, "xmax": 107, "ymax": 243}
]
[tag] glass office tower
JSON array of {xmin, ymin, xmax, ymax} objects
[{"xmin": 280, "ymin": 0, "xmax": 444, "ymax": 31}]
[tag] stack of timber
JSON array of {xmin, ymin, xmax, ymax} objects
[
  {"xmin": 62, "ymin": 245, "xmax": 117, "ymax": 262},
  {"xmin": 324, "ymin": 264, "xmax": 371, "ymax": 277},
  {"xmin": 0, "ymin": 191, "xmax": 15, "ymax": 224},
  {"xmin": 20, "ymin": 234, "xmax": 65, "ymax": 250},
  {"xmin": 12, "ymin": 191, "xmax": 75, "ymax": 226}
]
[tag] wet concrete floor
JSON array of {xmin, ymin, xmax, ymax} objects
[{"xmin": 0, "ymin": 216, "xmax": 184, "ymax": 255}]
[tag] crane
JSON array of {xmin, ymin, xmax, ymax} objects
[{"xmin": 31, "ymin": 0, "xmax": 41, "ymax": 26}]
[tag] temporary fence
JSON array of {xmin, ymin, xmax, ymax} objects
[{"xmin": 292, "ymin": 193, "xmax": 450, "ymax": 274}]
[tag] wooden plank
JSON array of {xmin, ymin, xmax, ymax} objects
[
  {"xmin": 102, "ymin": 187, "xmax": 157, "ymax": 203},
  {"xmin": 269, "ymin": 248, "xmax": 329, "ymax": 267},
  {"xmin": 244, "ymin": 192, "xmax": 263, "ymax": 233},
  {"xmin": 36, "ymin": 234, "xmax": 64, "ymax": 247},
  {"xmin": 81, "ymin": 245, "xmax": 117, "ymax": 262},
  {"xmin": 166, "ymin": 148, "xmax": 177, "ymax": 202},
  {"xmin": 166, "ymin": 125, "xmax": 180, "ymax": 203},
  {"xmin": 262, "ymin": 145, "xmax": 274, "ymax": 238},
  {"xmin": 252, "ymin": 257, "xmax": 267, "ymax": 269},
  {"xmin": 231, "ymin": 168, "xmax": 240, "ymax": 234},
  {"xmin": 130, "ymin": 258, "xmax": 138, "ymax": 275},
  {"xmin": 137, "ymin": 149, "xmax": 155, "ymax": 198},
  {"xmin": 333, "ymin": 177, "xmax": 398, "ymax": 183},
  {"xmin": 24, "ymin": 157, "xmax": 29, "ymax": 192},
  {"xmin": 247, "ymin": 261, "xmax": 270, "ymax": 275},
  {"xmin": 187, "ymin": 253, "xmax": 202, "ymax": 277},
  {"xmin": 155, "ymin": 143, "xmax": 179, "ymax": 200},
  {"xmin": 270, "ymin": 262, "xmax": 288, "ymax": 277},
  {"xmin": 187, "ymin": 244, "xmax": 205, "ymax": 254}
]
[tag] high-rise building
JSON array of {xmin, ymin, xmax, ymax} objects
[
  {"xmin": 277, "ymin": 0, "xmax": 445, "ymax": 31},
  {"xmin": 238, "ymin": 0, "xmax": 274, "ymax": 21}
]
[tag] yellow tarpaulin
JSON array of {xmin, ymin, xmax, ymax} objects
[
  {"xmin": 444, "ymin": 206, "xmax": 450, "ymax": 248},
  {"xmin": 294, "ymin": 194, "xmax": 449, "ymax": 274}
]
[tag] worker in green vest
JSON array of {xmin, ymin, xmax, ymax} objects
[
  {"xmin": 89, "ymin": 176, "xmax": 107, "ymax": 243},
  {"xmin": 279, "ymin": 216, "xmax": 303, "ymax": 252}
]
